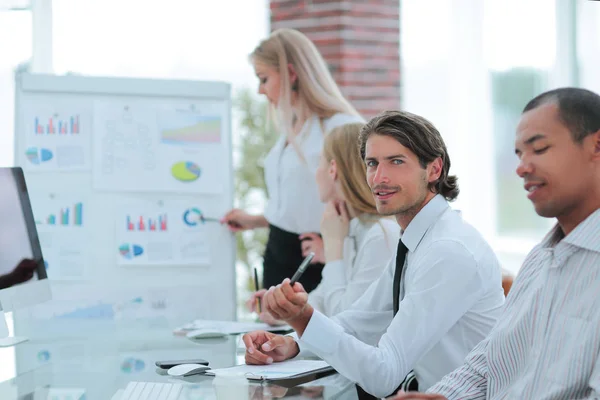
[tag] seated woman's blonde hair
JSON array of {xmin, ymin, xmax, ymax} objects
[{"xmin": 322, "ymin": 123, "xmax": 379, "ymax": 219}]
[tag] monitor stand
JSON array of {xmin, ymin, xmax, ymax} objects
[{"xmin": 0, "ymin": 307, "xmax": 28, "ymax": 347}]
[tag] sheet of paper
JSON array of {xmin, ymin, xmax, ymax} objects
[
  {"xmin": 30, "ymin": 191, "xmax": 90, "ymax": 280},
  {"xmin": 113, "ymin": 285, "xmax": 210, "ymax": 322},
  {"xmin": 173, "ymin": 319, "xmax": 291, "ymax": 335},
  {"xmin": 20, "ymin": 99, "xmax": 92, "ymax": 171},
  {"xmin": 115, "ymin": 200, "xmax": 212, "ymax": 266},
  {"xmin": 92, "ymin": 100, "xmax": 227, "ymax": 194},
  {"xmin": 207, "ymin": 360, "xmax": 331, "ymax": 380},
  {"xmin": 28, "ymin": 285, "xmax": 208, "ymax": 324}
]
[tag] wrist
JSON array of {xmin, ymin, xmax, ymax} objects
[
  {"xmin": 251, "ymin": 215, "xmax": 268, "ymax": 229},
  {"xmin": 288, "ymin": 304, "xmax": 314, "ymax": 337},
  {"xmin": 286, "ymin": 337, "xmax": 300, "ymax": 358},
  {"xmin": 324, "ymin": 239, "xmax": 344, "ymax": 262}
]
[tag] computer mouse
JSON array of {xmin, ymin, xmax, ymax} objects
[
  {"xmin": 167, "ymin": 363, "xmax": 210, "ymax": 377},
  {"xmin": 186, "ymin": 329, "xmax": 227, "ymax": 339}
]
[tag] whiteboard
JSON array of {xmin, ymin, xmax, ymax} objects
[{"xmin": 11, "ymin": 73, "xmax": 236, "ymax": 337}]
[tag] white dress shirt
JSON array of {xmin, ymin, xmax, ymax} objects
[
  {"xmin": 297, "ymin": 195, "xmax": 505, "ymax": 398},
  {"xmin": 429, "ymin": 208, "xmax": 600, "ymax": 400},
  {"xmin": 308, "ymin": 217, "xmax": 399, "ymax": 316},
  {"xmin": 263, "ymin": 113, "xmax": 364, "ymax": 234}
]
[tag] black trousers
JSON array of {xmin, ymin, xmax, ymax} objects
[{"xmin": 262, "ymin": 224, "xmax": 324, "ymax": 293}]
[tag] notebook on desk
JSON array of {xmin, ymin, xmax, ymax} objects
[
  {"xmin": 205, "ymin": 360, "xmax": 333, "ymax": 381},
  {"xmin": 173, "ymin": 319, "xmax": 292, "ymax": 336}
]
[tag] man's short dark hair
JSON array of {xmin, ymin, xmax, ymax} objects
[
  {"xmin": 523, "ymin": 87, "xmax": 600, "ymax": 143},
  {"xmin": 358, "ymin": 110, "xmax": 459, "ymax": 201}
]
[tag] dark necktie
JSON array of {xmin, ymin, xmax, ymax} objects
[
  {"xmin": 355, "ymin": 240, "xmax": 417, "ymax": 400},
  {"xmin": 393, "ymin": 240, "xmax": 408, "ymax": 315}
]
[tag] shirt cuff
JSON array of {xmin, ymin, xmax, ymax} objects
[
  {"xmin": 299, "ymin": 310, "xmax": 344, "ymax": 355},
  {"xmin": 286, "ymin": 331, "xmax": 304, "ymax": 356},
  {"xmin": 321, "ymin": 259, "xmax": 346, "ymax": 287}
]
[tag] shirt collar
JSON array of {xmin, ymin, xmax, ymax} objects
[
  {"xmin": 561, "ymin": 208, "xmax": 600, "ymax": 253},
  {"xmin": 348, "ymin": 217, "xmax": 361, "ymax": 237},
  {"xmin": 401, "ymin": 194, "xmax": 449, "ymax": 252},
  {"xmin": 349, "ymin": 214, "xmax": 379, "ymax": 238}
]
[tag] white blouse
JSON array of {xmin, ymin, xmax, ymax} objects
[
  {"xmin": 308, "ymin": 217, "xmax": 399, "ymax": 316},
  {"xmin": 263, "ymin": 113, "xmax": 364, "ymax": 234}
]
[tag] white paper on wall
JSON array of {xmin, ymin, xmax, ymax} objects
[
  {"xmin": 115, "ymin": 200, "xmax": 214, "ymax": 266},
  {"xmin": 20, "ymin": 99, "xmax": 92, "ymax": 171},
  {"xmin": 27, "ymin": 284, "xmax": 209, "ymax": 324},
  {"xmin": 92, "ymin": 100, "xmax": 227, "ymax": 194},
  {"xmin": 30, "ymin": 191, "xmax": 91, "ymax": 280}
]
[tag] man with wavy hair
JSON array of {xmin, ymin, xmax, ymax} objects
[{"xmin": 243, "ymin": 111, "xmax": 505, "ymax": 399}]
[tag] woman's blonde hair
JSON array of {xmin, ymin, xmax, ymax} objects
[
  {"xmin": 250, "ymin": 28, "xmax": 360, "ymax": 140},
  {"xmin": 323, "ymin": 123, "xmax": 379, "ymax": 218}
]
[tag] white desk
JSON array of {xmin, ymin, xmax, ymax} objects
[{"xmin": 0, "ymin": 312, "xmax": 358, "ymax": 399}]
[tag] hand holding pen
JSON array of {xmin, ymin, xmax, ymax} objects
[
  {"xmin": 262, "ymin": 252, "xmax": 315, "ymax": 324},
  {"xmin": 220, "ymin": 209, "xmax": 266, "ymax": 232}
]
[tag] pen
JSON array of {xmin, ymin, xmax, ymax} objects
[
  {"xmin": 290, "ymin": 252, "xmax": 315, "ymax": 285},
  {"xmin": 199, "ymin": 215, "xmax": 220, "ymax": 223},
  {"xmin": 199, "ymin": 214, "xmax": 242, "ymax": 229},
  {"xmin": 254, "ymin": 267, "xmax": 261, "ymax": 313}
]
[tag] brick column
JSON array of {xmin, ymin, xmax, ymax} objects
[{"xmin": 270, "ymin": 0, "xmax": 401, "ymax": 118}]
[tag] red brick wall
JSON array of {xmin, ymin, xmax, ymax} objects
[{"xmin": 270, "ymin": 0, "xmax": 401, "ymax": 118}]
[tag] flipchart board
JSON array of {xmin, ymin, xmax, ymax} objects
[{"xmin": 11, "ymin": 73, "xmax": 236, "ymax": 341}]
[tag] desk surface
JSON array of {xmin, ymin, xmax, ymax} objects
[{"xmin": 0, "ymin": 315, "xmax": 358, "ymax": 400}]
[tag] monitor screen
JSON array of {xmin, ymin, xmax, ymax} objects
[{"xmin": 0, "ymin": 168, "xmax": 46, "ymax": 289}]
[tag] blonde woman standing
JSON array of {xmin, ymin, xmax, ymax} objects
[
  {"xmin": 222, "ymin": 29, "xmax": 363, "ymax": 292},
  {"xmin": 249, "ymin": 123, "xmax": 399, "ymax": 322}
]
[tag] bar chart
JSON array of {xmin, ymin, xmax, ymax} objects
[
  {"xmin": 126, "ymin": 214, "xmax": 168, "ymax": 232},
  {"xmin": 34, "ymin": 115, "xmax": 80, "ymax": 135},
  {"xmin": 43, "ymin": 202, "xmax": 83, "ymax": 226}
]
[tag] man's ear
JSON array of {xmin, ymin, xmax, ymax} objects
[
  {"xmin": 329, "ymin": 159, "xmax": 338, "ymax": 181},
  {"xmin": 592, "ymin": 130, "xmax": 600, "ymax": 160},
  {"xmin": 428, "ymin": 157, "xmax": 443, "ymax": 183}
]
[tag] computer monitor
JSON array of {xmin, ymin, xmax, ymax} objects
[{"xmin": 0, "ymin": 167, "xmax": 51, "ymax": 347}]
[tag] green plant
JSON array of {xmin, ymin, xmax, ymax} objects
[{"xmin": 233, "ymin": 89, "xmax": 278, "ymax": 290}]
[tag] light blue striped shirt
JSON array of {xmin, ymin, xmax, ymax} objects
[{"xmin": 429, "ymin": 208, "xmax": 600, "ymax": 400}]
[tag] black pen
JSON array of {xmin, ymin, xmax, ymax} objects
[
  {"xmin": 254, "ymin": 267, "xmax": 261, "ymax": 313},
  {"xmin": 199, "ymin": 215, "xmax": 220, "ymax": 223},
  {"xmin": 290, "ymin": 252, "xmax": 315, "ymax": 285},
  {"xmin": 199, "ymin": 215, "xmax": 242, "ymax": 230}
]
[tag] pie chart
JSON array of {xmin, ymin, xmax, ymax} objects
[
  {"xmin": 171, "ymin": 161, "xmax": 201, "ymax": 182},
  {"xmin": 25, "ymin": 147, "xmax": 53, "ymax": 165},
  {"xmin": 183, "ymin": 207, "xmax": 203, "ymax": 226},
  {"xmin": 119, "ymin": 243, "xmax": 144, "ymax": 259}
]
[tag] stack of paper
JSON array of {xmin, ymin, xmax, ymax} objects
[
  {"xmin": 206, "ymin": 360, "xmax": 333, "ymax": 381},
  {"xmin": 173, "ymin": 319, "xmax": 291, "ymax": 336}
]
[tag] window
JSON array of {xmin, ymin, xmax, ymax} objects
[
  {"xmin": 484, "ymin": 0, "xmax": 557, "ymax": 239},
  {"xmin": 401, "ymin": 0, "xmax": 580, "ymax": 274}
]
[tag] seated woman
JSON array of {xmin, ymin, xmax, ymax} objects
[{"xmin": 249, "ymin": 122, "xmax": 399, "ymax": 322}]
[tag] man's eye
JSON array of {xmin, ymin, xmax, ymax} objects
[{"xmin": 534, "ymin": 146, "xmax": 550, "ymax": 155}]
